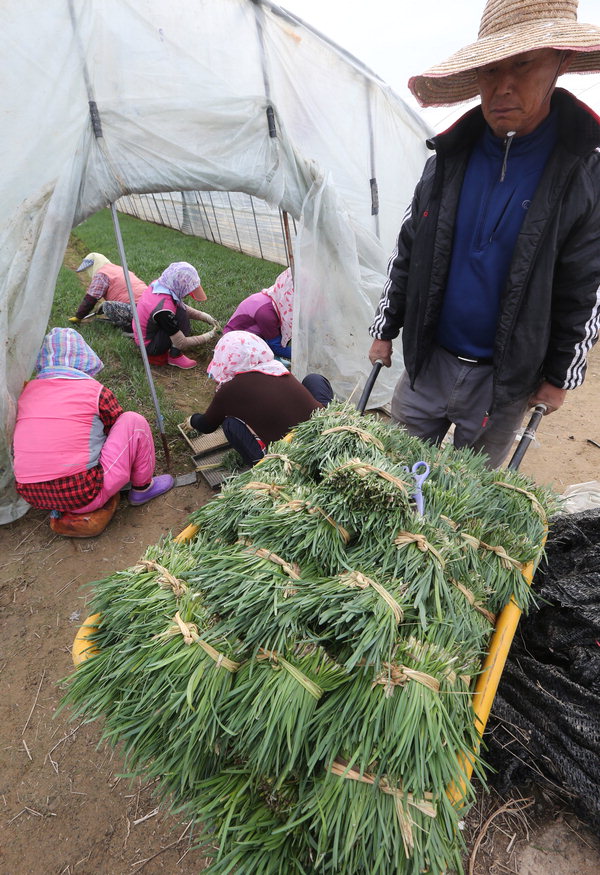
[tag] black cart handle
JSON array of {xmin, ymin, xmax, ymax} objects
[
  {"xmin": 506, "ymin": 403, "xmax": 548, "ymax": 471},
  {"xmin": 357, "ymin": 360, "xmax": 383, "ymax": 415}
]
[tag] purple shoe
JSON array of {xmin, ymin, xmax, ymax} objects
[{"xmin": 128, "ymin": 474, "xmax": 174, "ymax": 506}]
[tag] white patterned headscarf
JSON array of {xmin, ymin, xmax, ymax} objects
[
  {"xmin": 151, "ymin": 262, "xmax": 201, "ymax": 302},
  {"xmin": 207, "ymin": 331, "xmax": 289, "ymax": 385},
  {"xmin": 263, "ymin": 268, "xmax": 294, "ymax": 346}
]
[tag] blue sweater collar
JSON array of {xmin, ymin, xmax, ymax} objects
[{"xmin": 481, "ymin": 109, "xmax": 559, "ymax": 158}]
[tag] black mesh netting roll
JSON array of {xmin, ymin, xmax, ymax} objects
[{"xmin": 486, "ymin": 508, "xmax": 600, "ymax": 829}]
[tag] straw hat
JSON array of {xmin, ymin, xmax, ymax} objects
[{"xmin": 409, "ymin": 0, "xmax": 600, "ymax": 107}]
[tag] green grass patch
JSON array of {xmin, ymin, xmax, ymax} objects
[{"xmin": 49, "ymin": 208, "xmax": 284, "ymax": 470}]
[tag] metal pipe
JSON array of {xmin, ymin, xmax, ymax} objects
[
  {"xmin": 356, "ymin": 361, "xmax": 382, "ymax": 414},
  {"xmin": 68, "ymin": 0, "xmax": 171, "ymax": 468},
  {"xmin": 281, "ymin": 210, "xmax": 295, "ymax": 277},
  {"xmin": 109, "ymin": 204, "xmax": 171, "ymax": 468},
  {"xmin": 365, "ymin": 78, "xmax": 380, "ymax": 238},
  {"xmin": 207, "ymin": 192, "xmax": 223, "ymax": 246},
  {"xmin": 249, "ymin": 196, "xmax": 265, "ymax": 260},
  {"xmin": 227, "ymin": 192, "xmax": 243, "ymax": 252},
  {"xmin": 507, "ymin": 404, "xmax": 548, "ymax": 470}
]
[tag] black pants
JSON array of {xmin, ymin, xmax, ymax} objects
[
  {"xmin": 145, "ymin": 304, "xmax": 191, "ymax": 356},
  {"xmin": 223, "ymin": 373, "xmax": 333, "ymax": 465}
]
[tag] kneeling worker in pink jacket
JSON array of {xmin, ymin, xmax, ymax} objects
[{"xmin": 13, "ymin": 327, "xmax": 173, "ymax": 513}]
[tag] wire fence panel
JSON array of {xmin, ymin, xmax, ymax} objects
[{"xmin": 117, "ymin": 191, "xmax": 292, "ymax": 266}]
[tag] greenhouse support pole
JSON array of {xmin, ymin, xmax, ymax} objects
[
  {"xmin": 253, "ymin": 2, "xmax": 295, "ymax": 279},
  {"xmin": 281, "ymin": 210, "xmax": 295, "ymax": 277},
  {"xmin": 67, "ymin": 0, "xmax": 171, "ymax": 468},
  {"xmin": 365, "ymin": 79, "xmax": 380, "ymax": 239},
  {"xmin": 110, "ymin": 204, "xmax": 171, "ymax": 468}
]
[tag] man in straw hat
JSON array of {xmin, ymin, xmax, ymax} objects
[{"xmin": 368, "ymin": 0, "xmax": 600, "ymax": 467}]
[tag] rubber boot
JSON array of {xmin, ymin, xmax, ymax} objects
[{"xmin": 168, "ymin": 352, "xmax": 197, "ymax": 369}]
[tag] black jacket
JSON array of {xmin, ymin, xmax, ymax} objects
[{"xmin": 370, "ymin": 89, "xmax": 600, "ymax": 408}]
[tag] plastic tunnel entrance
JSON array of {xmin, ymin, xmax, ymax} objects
[{"xmin": 0, "ymin": 0, "xmax": 433, "ymax": 523}]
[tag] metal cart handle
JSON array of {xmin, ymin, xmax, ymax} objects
[
  {"xmin": 506, "ymin": 403, "xmax": 548, "ymax": 471},
  {"xmin": 357, "ymin": 360, "xmax": 383, "ymax": 414}
]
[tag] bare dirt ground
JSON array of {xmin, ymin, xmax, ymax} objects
[{"xmin": 1, "ymin": 348, "xmax": 600, "ymax": 875}]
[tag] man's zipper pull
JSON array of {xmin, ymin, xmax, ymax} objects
[{"xmin": 500, "ymin": 130, "xmax": 517, "ymax": 182}]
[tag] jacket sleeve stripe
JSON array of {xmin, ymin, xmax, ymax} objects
[{"xmin": 564, "ymin": 281, "xmax": 600, "ymax": 389}]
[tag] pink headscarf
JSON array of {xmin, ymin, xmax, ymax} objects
[
  {"xmin": 207, "ymin": 331, "xmax": 289, "ymax": 385},
  {"xmin": 263, "ymin": 268, "xmax": 294, "ymax": 346}
]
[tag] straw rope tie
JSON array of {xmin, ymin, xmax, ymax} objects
[
  {"xmin": 406, "ymin": 636, "xmax": 473, "ymax": 686},
  {"xmin": 276, "ymin": 499, "xmax": 351, "ymax": 544},
  {"xmin": 329, "ymin": 458, "xmax": 409, "ymax": 495},
  {"xmin": 244, "ymin": 545, "xmax": 301, "ymax": 580},
  {"xmin": 155, "ymin": 612, "xmax": 241, "ymax": 672},
  {"xmin": 243, "ymin": 481, "xmax": 287, "ymax": 499},
  {"xmin": 440, "ymin": 514, "xmax": 458, "ymax": 530},
  {"xmin": 173, "ymin": 611, "xmax": 198, "ymax": 644},
  {"xmin": 240, "ymin": 539, "xmax": 302, "ymax": 594},
  {"xmin": 478, "ymin": 539, "xmax": 524, "ymax": 571},
  {"xmin": 442, "ymin": 524, "xmax": 524, "ymax": 572},
  {"xmin": 441, "ymin": 516, "xmax": 480, "ymax": 551},
  {"xmin": 393, "ymin": 531, "xmax": 446, "ymax": 568},
  {"xmin": 133, "ymin": 559, "xmax": 188, "ymax": 597},
  {"xmin": 329, "ymin": 761, "xmax": 436, "ymax": 856},
  {"xmin": 373, "ymin": 661, "xmax": 440, "ymax": 695},
  {"xmin": 450, "ymin": 578, "xmax": 497, "ymax": 626},
  {"xmin": 257, "ymin": 648, "xmax": 323, "ymax": 699},
  {"xmin": 322, "ymin": 425, "xmax": 385, "ymax": 451},
  {"xmin": 455, "ymin": 529, "xmax": 523, "ymax": 570},
  {"xmin": 339, "ymin": 570, "xmax": 403, "ymax": 623},
  {"xmin": 458, "ymin": 532, "xmax": 482, "ymax": 551},
  {"xmin": 258, "ymin": 453, "xmax": 306, "ymax": 476},
  {"xmin": 493, "ymin": 480, "xmax": 547, "ymax": 522}
]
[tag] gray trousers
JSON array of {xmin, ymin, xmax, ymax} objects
[
  {"xmin": 103, "ymin": 301, "xmax": 133, "ymax": 331},
  {"xmin": 391, "ymin": 346, "xmax": 530, "ymax": 469}
]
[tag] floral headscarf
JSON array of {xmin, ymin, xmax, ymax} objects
[
  {"xmin": 151, "ymin": 262, "xmax": 201, "ymax": 302},
  {"xmin": 263, "ymin": 268, "xmax": 294, "ymax": 346},
  {"xmin": 207, "ymin": 331, "xmax": 289, "ymax": 385},
  {"xmin": 35, "ymin": 328, "xmax": 103, "ymax": 380}
]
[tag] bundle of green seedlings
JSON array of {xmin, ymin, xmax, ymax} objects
[
  {"xmin": 61, "ymin": 541, "xmax": 241, "ymax": 798},
  {"xmin": 61, "ymin": 402, "xmax": 559, "ymax": 874}
]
